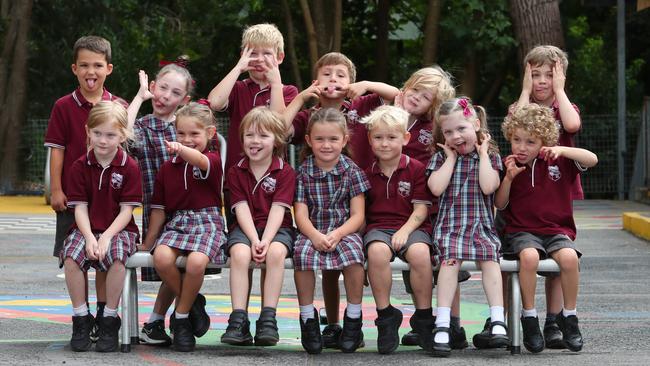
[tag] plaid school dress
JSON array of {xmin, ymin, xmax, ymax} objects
[
  {"xmin": 293, "ymin": 155, "xmax": 370, "ymax": 270},
  {"xmin": 427, "ymin": 150, "xmax": 502, "ymax": 264}
]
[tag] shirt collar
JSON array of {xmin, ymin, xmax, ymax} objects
[
  {"xmin": 244, "ymin": 78, "xmax": 269, "ymax": 93},
  {"xmin": 72, "ymin": 88, "xmax": 114, "ymax": 107},
  {"xmin": 145, "ymin": 114, "xmax": 175, "ymax": 131},
  {"xmin": 236, "ymin": 156, "xmax": 284, "ymax": 174},
  {"xmin": 86, "ymin": 147, "xmax": 127, "ymax": 167},
  {"xmin": 304, "ymin": 155, "xmax": 350, "ymax": 178},
  {"xmin": 171, "ymin": 148, "xmax": 209, "ymax": 164},
  {"xmin": 370, "ymin": 154, "xmax": 410, "ymax": 175}
]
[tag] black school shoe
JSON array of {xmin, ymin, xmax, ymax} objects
[
  {"xmin": 140, "ymin": 319, "xmax": 172, "ymax": 346},
  {"xmin": 556, "ymin": 314, "xmax": 583, "ymax": 352},
  {"xmin": 95, "ymin": 315, "xmax": 121, "ymax": 352},
  {"xmin": 450, "ymin": 318, "xmax": 469, "ymax": 349},
  {"xmin": 521, "ymin": 316, "xmax": 545, "ymax": 353},
  {"xmin": 544, "ymin": 320, "xmax": 566, "ymax": 349},
  {"xmin": 254, "ymin": 309, "xmax": 280, "ymax": 346},
  {"xmin": 431, "ymin": 327, "xmax": 451, "ymax": 357},
  {"xmin": 322, "ymin": 324, "xmax": 342, "ymax": 348},
  {"xmin": 409, "ymin": 313, "xmax": 435, "ymax": 350},
  {"xmin": 340, "ymin": 309, "xmax": 364, "ymax": 353},
  {"xmin": 189, "ymin": 293, "xmax": 211, "ymax": 337},
  {"xmin": 90, "ymin": 304, "xmax": 104, "ymax": 342},
  {"xmin": 70, "ymin": 314, "xmax": 94, "ymax": 352},
  {"xmin": 171, "ymin": 316, "xmax": 195, "ymax": 352},
  {"xmin": 374, "ymin": 306, "xmax": 403, "ymax": 354},
  {"xmin": 299, "ymin": 309, "xmax": 323, "ymax": 354},
  {"xmin": 472, "ymin": 318, "xmax": 509, "ymax": 349},
  {"xmin": 221, "ymin": 310, "xmax": 253, "ymax": 346},
  {"xmin": 401, "ymin": 329, "xmax": 419, "ymax": 346},
  {"xmin": 472, "ymin": 318, "xmax": 492, "ymax": 349}
]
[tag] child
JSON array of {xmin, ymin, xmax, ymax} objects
[
  {"xmin": 510, "ymin": 45, "xmax": 582, "ymax": 348},
  {"xmin": 283, "ymin": 52, "xmax": 399, "ymax": 345},
  {"xmin": 126, "ymin": 60, "xmax": 193, "ymax": 346},
  {"xmin": 495, "ymin": 104, "xmax": 596, "ymax": 353},
  {"xmin": 143, "ymin": 102, "xmax": 228, "ymax": 352},
  {"xmin": 427, "ymin": 97, "xmax": 507, "ymax": 357},
  {"xmin": 45, "ymin": 35, "xmax": 128, "ymax": 341},
  {"xmin": 361, "ymin": 106, "xmax": 434, "ymax": 354},
  {"xmin": 60, "ymin": 101, "xmax": 142, "ymax": 352},
  {"xmin": 207, "ymin": 23, "xmax": 298, "ymax": 175},
  {"xmin": 222, "ymin": 107, "xmax": 296, "ymax": 347},
  {"xmin": 293, "ymin": 108, "xmax": 369, "ymax": 354}
]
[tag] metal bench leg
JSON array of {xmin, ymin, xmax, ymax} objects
[
  {"xmin": 509, "ymin": 272, "xmax": 521, "ymax": 355},
  {"xmin": 130, "ymin": 269, "xmax": 139, "ymax": 344},
  {"xmin": 121, "ymin": 267, "xmax": 132, "ymax": 353}
]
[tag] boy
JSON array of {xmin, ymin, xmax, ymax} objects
[
  {"xmin": 495, "ymin": 103, "xmax": 597, "ymax": 353},
  {"xmin": 282, "ymin": 52, "xmax": 399, "ymax": 347},
  {"xmin": 44, "ymin": 35, "xmax": 127, "ymax": 341},
  {"xmin": 361, "ymin": 106, "xmax": 434, "ymax": 354}
]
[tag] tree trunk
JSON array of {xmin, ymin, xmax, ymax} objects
[
  {"xmin": 312, "ymin": 0, "xmax": 330, "ymax": 55},
  {"xmin": 281, "ymin": 0, "xmax": 303, "ymax": 89},
  {"xmin": 299, "ymin": 0, "xmax": 319, "ymax": 70},
  {"xmin": 375, "ymin": 0, "xmax": 390, "ymax": 81},
  {"xmin": 509, "ymin": 0, "xmax": 564, "ymax": 68},
  {"xmin": 332, "ymin": 0, "xmax": 342, "ymax": 52},
  {"xmin": 0, "ymin": 0, "xmax": 32, "ymax": 193},
  {"xmin": 422, "ymin": 0, "xmax": 442, "ymax": 65},
  {"xmin": 459, "ymin": 51, "xmax": 478, "ymax": 99}
]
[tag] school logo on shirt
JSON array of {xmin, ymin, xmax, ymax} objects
[
  {"xmin": 418, "ymin": 129, "xmax": 432, "ymax": 145},
  {"xmin": 192, "ymin": 166, "xmax": 203, "ymax": 179},
  {"xmin": 398, "ymin": 181, "xmax": 411, "ymax": 197},
  {"xmin": 548, "ymin": 165, "xmax": 561, "ymax": 181},
  {"xmin": 347, "ymin": 109, "xmax": 360, "ymax": 124},
  {"xmin": 110, "ymin": 173, "xmax": 123, "ymax": 189},
  {"xmin": 261, "ymin": 176, "xmax": 277, "ymax": 193}
]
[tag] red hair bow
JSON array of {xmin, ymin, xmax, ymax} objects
[
  {"xmin": 458, "ymin": 98, "xmax": 473, "ymax": 118},
  {"xmin": 159, "ymin": 59, "xmax": 189, "ymax": 68},
  {"xmin": 197, "ymin": 98, "xmax": 210, "ymax": 106}
]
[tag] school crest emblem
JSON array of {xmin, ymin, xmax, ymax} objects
[
  {"xmin": 192, "ymin": 166, "xmax": 203, "ymax": 179},
  {"xmin": 347, "ymin": 110, "xmax": 360, "ymax": 124},
  {"xmin": 110, "ymin": 173, "xmax": 123, "ymax": 189},
  {"xmin": 418, "ymin": 129, "xmax": 432, "ymax": 145},
  {"xmin": 398, "ymin": 181, "xmax": 411, "ymax": 197},
  {"xmin": 261, "ymin": 177, "xmax": 277, "ymax": 193},
  {"xmin": 548, "ymin": 165, "xmax": 561, "ymax": 181}
]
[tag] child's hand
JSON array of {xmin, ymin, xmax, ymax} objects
[
  {"xmin": 522, "ymin": 63, "xmax": 533, "ymax": 96},
  {"xmin": 252, "ymin": 239, "xmax": 269, "ymax": 264},
  {"xmin": 97, "ymin": 234, "xmax": 111, "ymax": 262},
  {"xmin": 394, "ymin": 91, "xmax": 405, "ymax": 109},
  {"xmin": 137, "ymin": 70, "xmax": 154, "ymax": 101},
  {"xmin": 85, "ymin": 236, "xmax": 99, "ymax": 260},
  {"xmin": 391, "ymin": 229, "xmax": 409, "ymax": 251},
  {"xmin": 325, "ymin": 230, "xmax": 342, "ymax": 251},
  {"xmin": 236, "ymin": 45, "xmax": 255, "ymax": 74},
  {"xmin": 300, "ymin": 80, "xmax": 321, "ymax": 102},
  {"xmin": 164, "ymin": 140, "xmax": 184, "ymax": 155},
  {"xmin": 436, "ymin": 142, "xmax": 457, "ymax": 161},
  {"xmin": 504, "ymin": 155, "xmax": 526, "ymax": 180},
  {"xmin": 310, "ymin": 232, "xmax": 330, "ymax": 252},
  {"xmin": 540, "ymin": 146, "xmax": 564, "ymax": 161},
  {"xmin": 475, "ymin": 133, "xmax": 491, "ymax": 157},
  {"xmin": 263, "ymin": 55, "xmax": 282, "ymax": 87},
  {"xmin": 552, "ymin": 60, "xmax": 566, "ymax": 94},
  {"xmin": 50, "ymin": 190, "xmax": 67, "ymax": 212},
  {"xmin": 346, "ymin": 81, "xmax": 367, "ymax": 100},
  {"xmin": 137, "ymin": 239, "xmax": 154, "ymax": 252}
]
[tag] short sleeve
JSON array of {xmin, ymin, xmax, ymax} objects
[
  {"xmin": 44, "ymin": 100, "xmax": 67, "ymax": 150},
  {"xmin": 294, "ymin": 169, "xmax": 307, "ymax": 203},
  {"xmin": 283, "ymin": 85, "xmax": 299, "ymax": 106},
  {"xmin": 291, "ymin": 110, "xmax": 310, "ymax": 145},
  {"xmin": 66, "ymin": 160, "xmax": 88, "ymax": 206},
  {"xmin": 150, "ymin": 168, "xmax": 165, "ymax": 209},
  {"xmin": 411, "ymin": 162, "xmax": 433, "ymax": 205},
  {"xmin": 272, "ymin": 165, "xmax": 296, "ymax": 207},
  {"xmin": 227, "ymin": 166, "xmax": 247, "ymax": 210},
  {"xmin": 425, "ymin": 151, "xmax": 446, "ymax": 176},
  {"xmin": 120, "ymin": 158, "xmax": 143, "ymax": 206},
  {"xmin": 348, "ymin": 166, "xmax": 370, "ymax": 198},
  {"xmin": 490, "ymin": 152, "xmax": 503, "ymax": 172}
]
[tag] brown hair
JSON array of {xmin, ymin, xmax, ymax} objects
[
  {"xmin": 73, "ymin": 36, "xmax": 112, "ymax": 63},
  {"xmin": 300, "ymin": 108, "xmax": 352, "ymax": 162},
  {"xmin": 239, "ymin": 107, "xmax": 288, "ymax": 158},
  {"xmin": 502, "ymin": 103, "xmax": 559, "ymax": 146},
  {"xmin": 433, "ymin": 97, "xmax": 499, "ymax": 154},
  {"xmin": 524, "ymin": 45, "xmax": 569, "ymax": 73},
  {"xmin": 156, "ymin": 55, "xmax": 195, "ymax": 97},
  {"xmin": 313, "ymin": 52, "xmax": 357, "ymax": 83}
]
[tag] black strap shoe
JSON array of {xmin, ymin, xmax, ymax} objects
[
  {"xmin": 374, "ymin": 306, "xmax": 402, "ymax": 354},
  {"xmin": 299, "ymin": 309, "xmax": 323, "ymax": 354},
  {"xmin": 322, "ymin": 324, "xmax": 342, "ymax": 349},
  {"xmin": 521, "ymin": 316, "xmax": 545, "ymax": 353},
  {"xmin": 557, "ymin": 314, "xmax": 583, "ymax": 352},
  {"xmin": 221, "ymin": 310, "xmax": 253, "ymax": 346},
  {"xmin": 171, "ymin": 316, "xmax": 196, "ymax": 352},
  {"xmin": 543, "ymin": 320, "xmax": 566, "ymax": 349},
  {"xmin": 95, "ymin": 315, "xmax": 121, "ymax": 353},
  {"xmin": 340, "ymin": 309, "xmax": 364, "ymax": 353},
  {"xmin": 70, "ymin": 314, "xmax": 94, "ymax": 352},
  {"xmin": 409, "ymin": 312, "xmax": 435, "ymax": 351},
  {"xmin": 254, "ymin": 309, "xmax": 279, "ymax": 346},
  {"xmin": 189, "ymin": 293, "xmax": 211, "ymax": 337},
  {"xmin": 431, "ymin": 327, "xmax": 451, "ymax": 357}
]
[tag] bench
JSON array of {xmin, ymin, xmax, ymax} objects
[{"xmin": 120, "ymin": 252, "xmax": 561, "ymax": 354}]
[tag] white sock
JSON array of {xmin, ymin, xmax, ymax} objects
[
  {"xmin": 490, "ymin": 306, "xmax": 507, "ymax": 335},
  {"xmin": 148, "ymin": 312, "xmax": 164, "ymax": 323},
  {"xmin": 73, "ymin": 304, "xmax": 89, "ymax": 317},
  {"xmin": 434, "ymin": 307, "xmax": 451, "ymax": 343},
  {"xmin": 562, "ymin": 308, "xmax": 577, "ymax": 317},
  {"xmin": 346, "ymin": 303, "xmax": 362, "ymax": 319},
  {"xmin": 522, "ymin": 308, "xmax": 538, "ymax": 318},
  {"xmin": 299, "ymin": 304, "xmax": 315, "ymax": 322},
  {"xmin": 175, "ymin": 311, "xmax": 189, "ymax": 319},
  {"xmin": 103, "ymin": 306, "xmax": 118, "ymax": 318}
]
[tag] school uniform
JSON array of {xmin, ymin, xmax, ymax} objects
[
  {"xmin": 219, "ymin": 79, "xmax": 298, "ymax": 174},
  {"xmin": 225, "ymin": 156, "xmax": 296, "ymax": 254},
  {"xmin": 60, "ymin": 148, "xmax": 142, "ymax": 272},
  {"xmin": 291, "ymin": 94, "xmax": 384, "ymax": 170},
  {"xmin": 364, "ymin": 155, "xmax": 433, "ymax": 260},
  {"xmin": 403, "ymin": 117, "xmax": 439, "ymax": 216},
  {"xmin": 151, "ymin": 150, "xmax": 227, "ymax": 264},
  {"xmin": 130, "ymin": 114, "xmax": 176, "ymax": 281},
  {"xmin": 44, "ymin": 88, "xmax": 128, "ymax": 257},
  {"xmin": 499, "ymin": 156, "xmax": 586, "ymax": 258},
  {"xmin": 427, "ymin": 150, "xmax": 503, "ymax": 264},
  {"xmin": 293, "ymin": 155, "xmax": 370, "ymax": 270}
]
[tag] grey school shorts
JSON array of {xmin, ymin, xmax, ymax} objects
[
  {"xmin": 364, "ymin": 229, "xmax": 432, "ymax": 262},
  {"xmin": 502, "ymin": 232, "xmax": 583, "ymax": 260},
  {"xmin": 54, "ymin": 209, "xmax": 75, "ymax": 257},
  {"xmin": 226, "ymin": 226, "xmax": 295, "ymax": 257}
]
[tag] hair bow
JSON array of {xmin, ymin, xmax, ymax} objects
[
  {"xmin": 458, "ymin": 98, "xmax": 473, "ymax": 118},
  {"xmin": 197, "ymin": 98, "xmax": 210, "ymax": 106},
  {"xmin": 159, "ymin": 58, "xmax": 189, "ymax": 68}
]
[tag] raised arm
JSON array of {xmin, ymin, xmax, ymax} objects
[
  {"xmin": 494, "ymin": 155, "xmax": 526, "ymax": 209},
  {"xmin": 540, "ymin": 146, "xmax": 598, "ymax": 168},
  {"xmin": 346, "ymin": 80, "xmax": 400, "ymax": 101},
  {"xmin": 552, "ymin": 61, "xmax": 581, "ymax": 133},
  {"xmin": 126, "ymin": 70, "xmax": 154, "ymax": 130},
  {"xmin": 427, "ymin": 146, "xmax": 456, "ymax": 197},
  {"xmin": 207, "ymin": 46, "xmax": 254, "ymax": 111}
]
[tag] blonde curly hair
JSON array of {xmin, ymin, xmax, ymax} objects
[{"xmin": 502, "ymin": 103, "xmax": 559, "ymax": 146}]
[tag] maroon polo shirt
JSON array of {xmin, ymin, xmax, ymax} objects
[
  {"xmin": 227, "ymin": 156, "xmax": 295, "ymax": 230},
  {"xmin": 404, "ymin": 118, "xmax": 434, "ymax": 165},
  {"xmin": 66, "ymin": 148, "xmax": 142, "ymax": 234},
  {"xmin": 221, "ymin": 79, "xmax": 298, "ymax": 174},
  {"xmin": 44, "ymin": 88, "xmax": 128, "ymax": 194},
  {"xmin": 500, "ymin": 156, "xmax": 585, "ymax": 240},
  {"xmin": 151, "ymin": 151, "xmax": 223, "ymax": 213},
  {"xmin": 292, "ymin": 93, "xmax": 383, "ymax": 170},
  {"xmin": 365, "ymin": 154, "xmax": 433, "ymax": 232}
]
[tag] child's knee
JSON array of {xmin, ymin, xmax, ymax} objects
[
  {"xmin": 231, "ymin": 244, "xmax": 252, "ymax": 263},
  {"xmin": 367, "ymin": 242, "xmax": 391, "ymax": 262},
  {"xmin": 405, "ymin": 244, "xmax": 432, "ymax": 267},
  {"xmin": 519, "ymin": 248, "xmax": 540, "ymax": 270},
  {"xmin": 555, "ymin": 249, "xmax": 579, "ymax": 271},
  {"xmin": 266, "ymin": 243, "xmax": 287, "ymax": 265}
]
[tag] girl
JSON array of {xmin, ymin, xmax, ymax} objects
[
  {"xmin": 426, "ymin": 97, "xmax": 508, "ymax": 357},
  {"xmin": 144, "ymin": 102, "xmax": 227, "ymax": 352},
  {"xmin": 60, "ymin": 101, "xmax": 142, "ymax": 352},
  {"xmin": 293, "ymin": 108, "xmax": 369, "ymax": 355},
  {"xmin": 127, "ymin": 57, "xmax": 194, "ymax": 346},
  {"xmin": 221, "ymin": 107, "xmax": 296, "ymax": 347}
]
